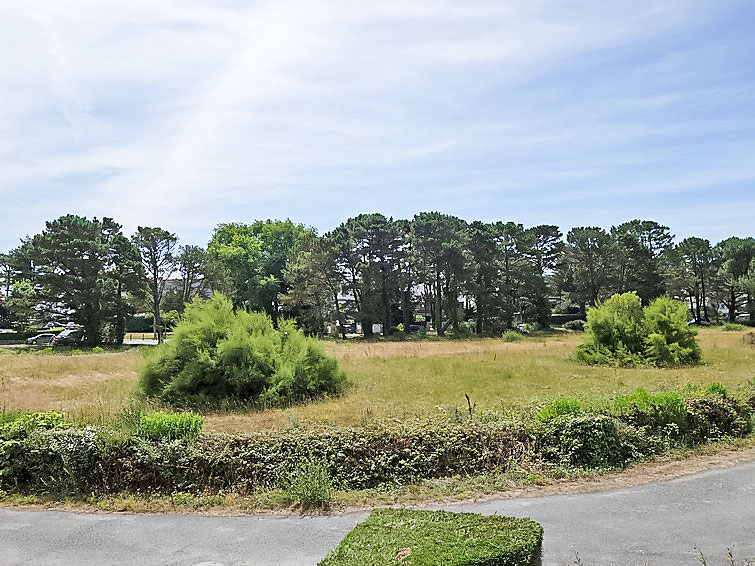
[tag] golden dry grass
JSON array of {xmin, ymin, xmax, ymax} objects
[
  {"xmin": 0, "ymin": 349, "xmax": 143, "ymax": 422},
  {"xmin": 1, "ymin": 329, "xmax": 753, "ymax": 433}
]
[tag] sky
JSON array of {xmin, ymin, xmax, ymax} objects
[{"xmin": 2, "ymin": 0, "xmax": 755, "ymax": 251}]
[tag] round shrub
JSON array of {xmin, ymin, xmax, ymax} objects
[
  {"xmin": 139, "ymin": 294, "xmax": 347, "ymax": 407},
  {"xmin": 575, "ymin": 292, "xmax": 701, "ymax": 367},
  {"xmin": 642, "ymin": 296, "xmax": 701, "ymax": 365}
]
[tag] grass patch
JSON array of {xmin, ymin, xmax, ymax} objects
[
  {"xmin": 318, "ymin": 508, "xmax": 543, "ymax": 566},
  {"xmin": 137, "ymin": 411, "xmax": 204, "ymax": 442}
]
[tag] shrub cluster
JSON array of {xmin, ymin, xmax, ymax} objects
[
  {"xmin": 140, "ymin": 294, "xmax": 347, "ymax": 407},
  {"xmin": 502, "ymin": 330, "xmax": 524, "ymax": 342},
  {"xmin": 318, "ymin": 509, "xmax": 543, "ymax": 566},
  {"xmin": 1, "ymin": 388, "xmax": 751, "ymax": 498},
  {"xmin": 575, "ymin": 292, "xmax": 701, "ymax": 366}
]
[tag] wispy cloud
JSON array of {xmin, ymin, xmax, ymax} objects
[{"xmin": 1, "ymin": 1, "xmax": 754, "ymax": 248}]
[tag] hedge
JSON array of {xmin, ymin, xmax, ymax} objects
[
  {"xmin": 318, "ymin": 509, "xmax": 543, "ymax": 566},
  {"xmin": 0, "ymin": 393, "xmax": 751, "ymax": 497}
]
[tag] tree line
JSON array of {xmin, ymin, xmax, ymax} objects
[{"xmin": 1, "ymin": 213, "xmax": 753, "ymax": 344}]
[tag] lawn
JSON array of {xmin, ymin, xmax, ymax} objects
[{"xmin": 1, "ymin": 328, "xmax": 753, "ymax": 433}]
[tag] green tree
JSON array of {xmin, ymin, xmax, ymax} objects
[
  {"xmin": 282, "ymin": 233, "xmax": 344, "ymax": 336},
  {"xmin": 557, "ymin": 227, "xmax": 615, "ymax": 315},
  {"xmin": 329, "ymin": 214, "xmax": 404, "ymax": 337},
  {"xmin": 132, "ymin": 227, "xmax": 178, "ymax": 343},
  {"xmin": 715, "ymin": 237, "xmax": 755, "ymax": 323},
  {"xmin": 208, "ymin": 220, "xmax": 310, "ymax": 320},
  {"xmin": 0, "ymin": 241, "xmax": 35, "ymax": 300},
  {"xmin": 30, "ymin": 215, "xmax": 139, "ymax": 346},
  {"xmin": 467, "ymin": 221, "xmax": 500, "ymax": 335},
  {"xmin": 520, "ymin": 224, "xmax": 563, "ymax": 328},
  {"xmin": 6, "ymin": 279, "xmax": 37, "ymax": 328},
  {"xmin": 576, "ymin": 292, "xmax": 701, "ymax": 366},
  {"xmin": 611, "ymin": 220, "xmax": 673, "ymax": 303},
  {"xmin": 411, "ymin": 212, "xmax": 468, "ymax": 335},
  {"xmin": 676, "ymin": 237, "xmax": 715, "ymax": 323}
]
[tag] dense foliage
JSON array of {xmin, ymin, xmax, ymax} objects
[
  {"xmin": 139, "ymin": 294, "xmax": 346, "ymax": 406},
  {"xmin": 3, "ymin": 214, "xmax": 755, "ymax": 341},
  {"xmin": 1, "ymin": 386, "xmax": 751, "ymax": 497},
  {"xmin": 27, "ymin": 215, "xmax": 143, "ymax": 345},
  {"xmin": 576, "ymin": 292, "xmax": 702, "ymax": 366},
  {"xmin": 318, "ymin": 509, "xmax": 543, "ymax": 566}
]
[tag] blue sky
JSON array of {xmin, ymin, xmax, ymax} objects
[{"xmin": 2, "ymin": 1, "xmax": 755, "ymax": 251}]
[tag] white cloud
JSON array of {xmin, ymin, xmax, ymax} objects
[{"xmin": 0, "ymin": 0, "xmax": 752, "ymax": 248}]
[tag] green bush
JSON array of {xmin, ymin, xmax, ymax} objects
[
  {"xmin": 285, "ymin": 459, "xmax": 333, "ymax": 509},
  {"xmin": 318, "ymin": 509, "xmax": 543, "ymax": 566},
  {"xmin": 137, "ymin": 412, "xmax": 204, "ymax": 442},
  {"xmin": 686, "ymin": 397, "xmax": 752, "ymax": 443},
  {"xmin": 535, "ymin": 397, "xmax": 581, "ymax": 422},
  {"xmin": 562, "ymin": 319, "xmax": 585, "ymax": 331},
  {"xmin": 502, "ymin": 330, "xmax": 524, "ymax": 342},
  {"xmin": 584, "ymin": 292, "xmax": 645, "ymax": 353},
  {"xmin": 643, "ymin": 297, "xmax": 701, "ymax": 366},
  {"xmin": 92, "ymin": 346, "xmax": 105, "ymax": 353},
  {"xmin": 612, "ymin": 388, "xmax": 688, "ymax": 431},
  {"xmin": 0, "ymin": 410, "xmax": 66, "ymax": 440},
  {"xmin": 576, "ymin": 293, "xmax": 700, "ymax": 367},
  {"xmin": 723, "ymin": 322, "xmax": 745, "ymax": 331},
  {"xmin": 537, "ymin": 414, "xmax": 626, "ymax": 468},
  {"xmin": 1, "ymin": 390, "xmax": 751, "ymax": 497},
  {"xmin": 139, "ymin": 294, "xmax": 347, "ymax": 407}
]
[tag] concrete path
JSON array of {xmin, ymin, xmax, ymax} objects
[{"xmin": 1, "ymin": 461, "xmax": 753, "ymax": 566}]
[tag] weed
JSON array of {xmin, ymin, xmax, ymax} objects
[
  {"xmin": 285, "ymin": 459, "xmax": 333, "ymax": 509},
  {"xmin": 706, "ymin": 382, "xmax": 728, "ymax": 397}
]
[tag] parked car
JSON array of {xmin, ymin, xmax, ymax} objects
[
  {"xmin": 52, "ymin": 329, "xmax": 84, "ymax": 346},
  {"xmin": 26, "ymin": 333, "xmax": 56, "ymax": 345}
]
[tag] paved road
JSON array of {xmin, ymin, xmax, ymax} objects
[{"xmin": 2, "ymin": 461, "xmax": 753, "ymax": 566}]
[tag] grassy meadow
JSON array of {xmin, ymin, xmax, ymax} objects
[{"xmin": 1, "ymin": 328, "xmax": 753, "ymax": 434}]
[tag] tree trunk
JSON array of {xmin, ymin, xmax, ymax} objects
[
  {"xmin": 362, "ymin": 318, "xmax": 373, "ymax": 338},
  {"xmin": 435, "ymin": 270, "xmax": 443, "ymax": 336},
  {"xmin": 114, "ymin": 276, "xmax": 125, "ymax": 346},
  {"xmin": 729, "ymin": 287, "xmax": 737, "ymax": 323},
  {"xmin": 402, "ymin": 287, "xmax": 411, "ymax": 328},
  {"xmin": 381, "ymin": 266, "xmax": 390, "ymax": 336}
]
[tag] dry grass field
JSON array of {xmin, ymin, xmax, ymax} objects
[{"xmin": 1, "ymin": 328, "xmax": 753, "ymax": 433}]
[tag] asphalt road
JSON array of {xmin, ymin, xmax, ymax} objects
[{"xmin": 1, "ymin": 461, "xmax": 753, "ymax": 566}]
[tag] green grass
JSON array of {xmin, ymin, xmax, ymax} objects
[
  {"xmin": 137, "ymin": 411, "xmax": 204, "ymax": 442},
  {"xmin": 318, "ymin": 508, "xmax": 543, "ymax": 566}
]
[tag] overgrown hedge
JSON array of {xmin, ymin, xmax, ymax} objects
[
  {"xmin": 318, "ymin": 509, "xmax": 543, "ymax": 566},
  {"xmin": 0, "ymin": 392, "xmax": 751, "ymax": 497}
]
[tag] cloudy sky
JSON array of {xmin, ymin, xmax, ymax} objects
[{"xmin": 2, "ymin": 1, "xmax": 754, "ymax": 251}]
